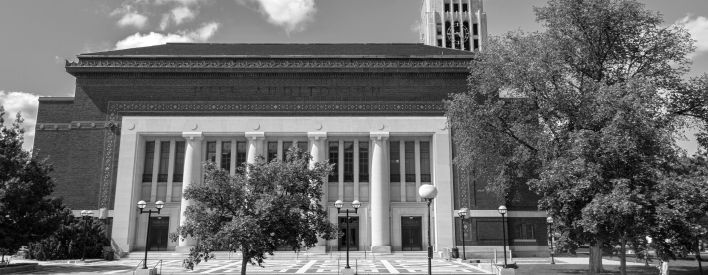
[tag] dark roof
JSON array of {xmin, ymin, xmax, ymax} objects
[{"xmin": 81, "ymin": 43, "xmax": 472, "ymax": 57}]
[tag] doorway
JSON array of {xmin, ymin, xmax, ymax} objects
[
  {"xmin": 338, "ymin": 216, "xmax": 359, "ymax": 251},
  {"xmin": 401, "ymin": 216, "xmax": 423, "ymax": 251},
  {"xmin": 148, "ymin": 216, "xmax": 169, "ymax": 251}
]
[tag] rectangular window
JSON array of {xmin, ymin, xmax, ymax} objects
[
  {"xmin": 236, "ymin": 142, "xmax": 247, "ymax": 168},
  {"xmin": 444, "ymin": 3, "xmax": 450, "ymax": 12},
  {"xmin": 474, "ymin": 39, "xmax": 479, "ymax": 50},
  {"xmin": 359, "ymin": 142, "xmax": 369, "ymax": 182},
  {"xmin": 267, "ymin": 142, "xmax": 278, "ymax": 161},
  {"xmin": 405, "ymin": 141, "xmax": 416, "ymax": 182},
  {"xmin": 344, "ymin": 142, "xmax": 354, "ymax": 182},
  {"xmin": 221, "ymin": 141, "xmax": 231, "ymax": 171},
  {"xmin": 173, "ymin": 141, "xmax": 185, "ymax": 182},
  {"xmin": 517, "ymin": 224, "xmax": 535, "ymax": 240},
  {"xmin": 158, "ymin": 141, "xmax": 170, "ymax": 182},
  {"xmin": 473, "ymin": 23, "xmax": 479, "ymax": 36},
  {"xmin": 390, "ymin": 141, "xmax": 400, "ymax": 182},
  {"xmin": 437, "ymin": 39, "xmax": 442, "ymax": 47},
  {"xmin": 143, "ymin": 141, "xmax": 155, "ymax": 182},
  {"xmin": 206, "ymin": 141, "xmax": 217, "ymax": 163},
  {"xmin": 453, "ymin": 3, "xmax": 459, "ymax": 12},
  {"xmin": 421, "ymin": 141, "xmax": 431, "ymax": 182},
  {"xmin": 329, "ymin": 141, "xmax": 339, "ymax": 182},
  {"xmin": 281, "ymin": 141, "xmax": 291, "ymax": 161},
  {"xmin": 462, "ymin": 3, "xmax": 468, "ymax": 12}
]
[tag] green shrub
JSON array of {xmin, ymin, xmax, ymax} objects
[{"xmin": 28, "ymin": 208, "xmax": 109, "ymax": 260}]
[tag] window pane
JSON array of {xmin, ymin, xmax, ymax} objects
[
  {"xmin": 143, "ymin": 141, "xmax": 155, "ymax": 182},
  {"xmin": 328, "ymin": 141, "xmax": 339, "ymax": 182},
  {"xmin": 268, "ymin": 142, "xmax": 278, "ymax": 161},
  {"xmin": 420, "ymin": 142, "xmax": 431, "ymax": 182},
  {"xmin": 237, "ymin": 142, "xmax": 246, "ymax": 168},
  {"xmin": 158, "ymin": 141, "xmax": 170, "ymax": 182},
  {"xmin": 221, "ymin": 141, "xmax": 231, "ymax": 171},
  {"xmin": 344, "ymin": 141, "xmax": 354, "ymax": 182},
  {"xmin": 359, "ymin": 142, "xmax": 369, "ymax": 182},
  {"xmin": 405, "ymin": 141, "xmax": 415, "ymax": 182},
  {"xmin": 206, "ymin": 141, "xmax": 217, "ymax": 163},
  {"xmin": 173, "ymin": 141, "xmax": 185, "ymax": 182},
  {"xmin": 281, "ymin": 141, "xmax": 291, "ymax": 161},
  {"xmin": 390, "ymin": 141, "xmax": 400, "ymax": 182}
]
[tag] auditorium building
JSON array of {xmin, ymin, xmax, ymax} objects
[{"xmin": 33, "ymin": 0, "xmax": 547, "ymax": 257}]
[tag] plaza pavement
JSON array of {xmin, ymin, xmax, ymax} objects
[{"xmin": 8, "ymin": 254, "xmax": 651, "ymax": 274}]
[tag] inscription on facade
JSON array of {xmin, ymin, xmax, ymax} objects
[{"xmin": 193, "ymin": 86, "xmax": 382, "ymax": 99}]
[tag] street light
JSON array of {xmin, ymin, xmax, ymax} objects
[
  {"xmin": 334, "ymin": 199, "xmax": 360, "ymax": 271},
  {"xmin": 498, "ymin": 205, "xmax": 508, "ymax": 268},
  {"xmin": 419, "ymin": 184, "xmax": 438, "ymax": 275},
  {"xmin": 137, "ymin": 200, "xmax": 164, "ymax": 269},
  {"xmin": 645, "ymin": 236, "xmax": 653, "ymax": 267},
  {"xmin": 458, "ymin": 207, "xmax": 469, "ymax": 260},
  {"xmin": 80, "ymin": 210, "xmax": 94, "ymax": 261},
  {"xmin": 546, "ymin": 216, "xmax": 555, "ymax": 264}
]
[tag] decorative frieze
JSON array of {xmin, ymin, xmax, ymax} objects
[{"xmin": 36, "ymin": 121, "xmax": 117, "ymax": 131}]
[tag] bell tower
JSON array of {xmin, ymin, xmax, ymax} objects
[{"xmin": 420, "ymin": 0, "xmax": 487, "ymax": 51}]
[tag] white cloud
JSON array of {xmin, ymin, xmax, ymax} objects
[
  {"xmin": 170, "ymin": 6, "xmax": 197, "ymax": 25},
  {"xmin": 0, "ymin": 91, "xmax": 39, "ymax": 151},
  {"xmin": 117, "ymin": 12, "xmax": 149, "ymax": 29},
  {"xmin": 676, "ymin": 15, "xmax": 708, "ymax": 57},
  {"xmin": 114, "ymin": 22, "xmax": 220, "ymax": 49},
  {"xmin": 238, "ymin": 0, "xmax": 317, "ymax": 33},
  {"xmin": 159, "ymin": 14, "xmax": 170, "ymax": 30}
]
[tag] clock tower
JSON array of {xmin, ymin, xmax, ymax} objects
[{"xmin": 420, "ymin": 0, "xmax": 487, "ymax": 52}]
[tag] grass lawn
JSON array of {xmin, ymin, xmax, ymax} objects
[{"xmin": 514, "ymin": 257, "xmax": 706, "ymax": 275}]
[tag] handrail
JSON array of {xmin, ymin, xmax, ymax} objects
[
  {"xmin": 132, "ymin": 259, "xmax": 144, "ymax": 275},
  {"xmin": 152, "ymin": 259, "xmax": 162, "ymax": 275}
]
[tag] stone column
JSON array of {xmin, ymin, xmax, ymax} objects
[
  {"xmin": 245, "ymin": 132, "xmax": 265, "ymax": 164},
  {"xmin": 308, "ymin": 132, "xmax": 327, "ymax": 253},
  {"xmin": 370, "ymin": 132, "xmax": 391, "ymax": 253},
  {"xmin": 177, "ymin": 132, "xmax": 203, "ymax": 251}
]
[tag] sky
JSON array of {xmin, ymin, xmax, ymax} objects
[{"xmin": 0, "ymin": 0, "xmax": 707, "ymax": 152}]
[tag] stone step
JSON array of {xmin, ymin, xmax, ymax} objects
[{"xmin": 124, "ymin": 250, "xmax": 431, "ymax": 260}]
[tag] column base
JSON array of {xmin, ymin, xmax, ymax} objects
[
  {"xmin": 371, "ymin": 246, "xmax": 391, "ymax": 253},
  {"xmin": 175, "ymin": 245, "xmax": 194, "ymax": 253}
]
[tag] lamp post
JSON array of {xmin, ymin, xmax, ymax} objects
[
  {"xmin": 419, "ymin": 184, "xmax": 438, "ymax": 275},
  {"xmin": 334, "ymin": 199, "xmax": 360, "ymax": 270},
  {"xmin": 498, "ymin": 205, "xmax": 508, "ymax": 268},
  {"xmin": 80, "ymin": 210, "xmax": 94, "ymax": 261},
  {"xmin": 458, "ymin": 207, "xmax": 468, "ymax": 260},
  {"xmin": 546, "ymin": 216, "xmax": 555, "ymax": 264},
  {"xmin": 645, "ymin": 236, "xmax": 653, "ymax": 267},
  {"xmin": 137, "ymin": 200, "xmax": 164, "ymax": 269}
]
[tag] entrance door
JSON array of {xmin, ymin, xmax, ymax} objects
[
  {"xmin": 148, "ymin": 217, "xmax": 169, "ymax": 251},
  {"xmin": 338, "ymin": 217, "xmax": 359, "ymax": 251},
  {"xmin": 401, "ymin": 216, "xmax": 423, "ymax": 251}
]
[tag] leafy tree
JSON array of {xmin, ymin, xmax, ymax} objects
[
  {"xmin": 0, "ymin": 106, "xmax": 63, "ymax": 261},
  {"xmin": 28, "ymin": 207, "xmax": 110, "ymax": 260},
  {"xmin": 171, "ymin": 148, "xmax": 337, "ymax": 275},
  {"xmin": 446, "ymin": 0, "xmax": 701, "ymax": 274}
]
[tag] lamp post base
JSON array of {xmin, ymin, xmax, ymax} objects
[
  {"xmin": 134, "ymin": 267, "xmax": 157, "ymax": 275},
  {"xmin": 341, "ymin": 267, "xmax": 356, "ymax": 275}
]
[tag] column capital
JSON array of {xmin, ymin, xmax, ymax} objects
[
  {"xmin": 182, "ymin": 132, "xmax": 203, "ymax": 141},
  {"xmin": 245, "ymin": 132, "xmax": 265, "ymax": 140},
  {"xmin": 370, "ymin": 131, "xmax": 390, "ymax": 140},
  {"xmin": 307, "ymin": 132, "xmax": 328, "ymax": 140}
]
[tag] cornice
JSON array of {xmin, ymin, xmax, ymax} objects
[{"xmin": 65, "ymin": 57, "xmax": 472, "ymax": 74}]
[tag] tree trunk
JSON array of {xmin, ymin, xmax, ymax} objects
[
  {"xmin": 697, "ymin": 239, "xmax": 703, "ymax": 275},
  {"xmin": 619, "ymin": 239, "xmax": 627, "ymax": 275},
  {"xmin": 241, "ymin": 253, "xmax": 248, "ymax": 275},
  {"xmin": 589, "ymin": 241, "xmax": 604, "ymax": 274},
  {"xmin": 660, "ymin": 260, "xmax": 669, "ymax": 275}
]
